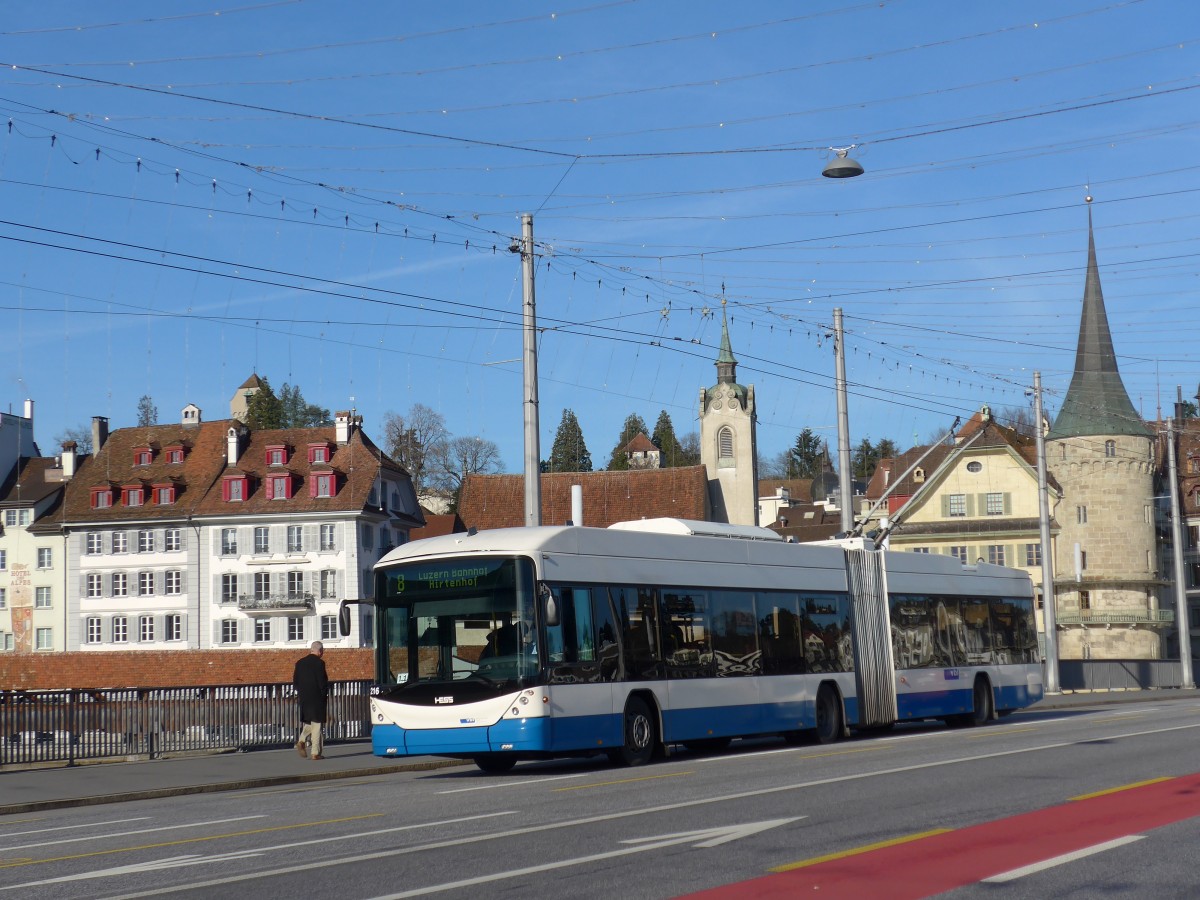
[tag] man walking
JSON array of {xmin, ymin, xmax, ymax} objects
[{"xmin": 293, "ymin": 640, "xmax": 329, "ymax": 760}]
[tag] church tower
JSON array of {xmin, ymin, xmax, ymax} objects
[
  {"xmin": 1046, "ymin": 202, "xmax": 1164, "ymax": 659},
  {"xmin": 699, "ymin": 303, "xmax": 759, "ymax": 525}
]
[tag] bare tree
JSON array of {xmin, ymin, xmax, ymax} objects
[
  {"xmin": 55, "ymin": 424, "xmax": 92, "ymax": 455},
  {"xmin": 430, "ymin": 435, "xmax": 503, "ymax": 497},
  {"xmin": 381, "ymin": 404, "xmax": 449, "ymax": 492}
]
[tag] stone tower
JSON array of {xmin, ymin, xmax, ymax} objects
[
  {"xmin": 230, "ymin": 373, "xmax": 265, "ymax": 422},
  {"xmin": 1046, "ymin": 204, "xmax": 1164, "ymax": 659},
  {"xmin": 699, "ymin": 304, "xmax": 759, "ymax": 525}
]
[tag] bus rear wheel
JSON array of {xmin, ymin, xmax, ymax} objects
[
  {"xmin": 969, "ymin": 677, "xmax": 993, "ymax": 727},
  {"xmin": 814, "ymin": 685, "xmax": 843, "ymax": 744},
  {"xmin": 609, "ymin": 696, "xmax": 656, "ymax": 767},
  {"xmin": 474, "ymin": 754, "xmax": 517, "ymax": 774}
]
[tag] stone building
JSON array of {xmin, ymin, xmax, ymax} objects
[{"xmin": 1045, "ymin": 206, "xmax": 1167, "ymax": 659}]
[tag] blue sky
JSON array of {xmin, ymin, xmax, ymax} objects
[{"xmin": 2, "ymin": 1, "xmax": 1199, "ymax": 472}]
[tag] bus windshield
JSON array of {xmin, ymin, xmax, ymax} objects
[{"xmin": 375, "ymin": 556, "xmax": 539, "ymax": 688}]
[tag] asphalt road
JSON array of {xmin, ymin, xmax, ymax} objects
[{"xmin": 2, "ymin": 696, "xmax": 1199, "ymax": 899}]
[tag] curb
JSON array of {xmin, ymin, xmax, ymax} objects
[{"xmin": 0, "ymin": 757, "xmax": 467, "ymax": 816}]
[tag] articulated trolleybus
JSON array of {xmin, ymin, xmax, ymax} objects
[{"xmin": 344, "ymin": 518, "xmax": 1042, "ymax": 773}]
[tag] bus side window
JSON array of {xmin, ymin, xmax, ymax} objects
[
  {"xmin": 760, "ymin": 594, "xmax": 803, "ymax": 675},
  {"xmin": 614, "ymin": 586, "xmax": 663, "ymax": 681},
  {"xmin": 594, "ymin": 589, "xmax": 621, "ymax": 681},
  {"xmin": 803, "ymin": 593, "xmax": 853, "ymax": 673}
]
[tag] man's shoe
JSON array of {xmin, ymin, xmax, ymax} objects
[
  {"xmin": 311, "ymin": 754, "xmax": 325, "ymax": 761},
  {"xmin": 295, "ymin": 741, "xmax": 308, "ymax": 758}
]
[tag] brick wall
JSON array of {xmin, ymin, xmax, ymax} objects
[{"xmin": 0, "ymin": 648, "xmax": 373, "ymax": 691}]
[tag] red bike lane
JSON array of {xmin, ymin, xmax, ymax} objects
[{"xmin": 684, "ymin": 773, "xmax": 1200, "ymax": 899}]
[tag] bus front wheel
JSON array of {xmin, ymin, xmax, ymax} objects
[
  {"xmin": 474, "ymin": 754, "xmax": 517, "ymax": 774},
  {"xmin": 969, "ymin": 677, "xmax": 994, "ymax": 727},
  {"xmin": 609, "ymin": 696, "xmax": 656, "ymax": 767},
  {"xmin": 814, "ymin": 685, "xmax": 843, "ymax": 744}
]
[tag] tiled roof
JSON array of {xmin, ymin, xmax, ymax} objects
[
  {"xmin": 59, "ymin": 419, "xmax": 231, "ymax": 524},
  {"xmin": 410, "ymin": 513, "xmax": 466, "ymax": 541},
  {"xmin": 0, "ymin": 457, "xmax": 64, "ymax": 508},
  {"xmin": 458, "ymin": 466, "xmax": 710, "ymax": 531},
  {"xmin": 623, "ymin": 433, "xmax": 658, "ymax": 453},
  {"xmin": 765, "ymin": 502, "xmax": 843, "ymax": 543},
  {"xmin": 757, "ymin": 478, "xmax": 819, "ymax": 503}
]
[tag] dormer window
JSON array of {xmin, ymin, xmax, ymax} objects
[
  {"xmin": 308, "ymin": 443, "xmax": 331, "ymax": 465},
  {"xmin": 154, "ymin": 483, "xmax": 176, "ymax": 505},
  {"xmin": 91, "ymin": 487, "xmax": 113, "ymax": 509},
  {"xmin": 265, "ymin": 445, "xmax": 288, "ymax": 466},
  {"xmin": 266, "ymin": 474, "xmax": 293, "ymax": 500},
  {"xmin": 122, "ymin": 485, "xmax": 145, "ymax": 507},
  {"xmin": 222, "ymin": 475, "xmax": 249, "ymax": 502},
  {"xmin": 913, "ymin": 467, "xmax": 926, "ymax": 483},
  {"xmin": 310, "ymin": 472, "xmax": 336, "ymax": 499},
  {"xmin": 165, "ymin": 445, "xmax": 184, "ymax": 464},
  {"xmin": 133, "ymin": 447, "xmax": 153, "ymax": 466}
]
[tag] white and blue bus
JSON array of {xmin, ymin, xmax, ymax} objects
[{"xmin": 344, "ymin": 518, "xmax": 1043, "ymax": 773}]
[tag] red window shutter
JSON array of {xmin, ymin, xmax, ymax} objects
[
  {"xmin": 222, "ymin": 479, "xmax": 230, "ymax": 502},
  {"xmin": 328, "ymin": 475, "xmax": 337, "ymax": 497},
  {"xmin": 265, "ymin": 476, "xmax": 275, "ymax": 500},
  {"xmin": 309, "ymin": 475, "xmax": 318, "ymax": 498},
  {"xmin": 283, "ymin": 475, "xmax": 292, "ymax": 498}
]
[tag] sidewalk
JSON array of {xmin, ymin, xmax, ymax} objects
[{"xmin": 2, "ymin": 688, "xmax": 1197, "ymax": 817}]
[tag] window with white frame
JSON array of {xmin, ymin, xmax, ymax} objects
[
  {"xmin": 35, "ymin": 587, "xmax": 51, "ymax": 608},
  {"xmin": 112, "ymin": 572, "xmax": 128, "ymax": 597},
  {"xmin": 987, "ymin": 544, "xmax": 1006, "ymax": 566},
  {"xmin": 155, "ymin": 486, "xmax": 175, "ymax": 505},
  {"xmin": 124, "ymin": 486, "xmax": 144, "ymax": 507},
  {"xmin": 86, "ymin": 574, "xmax": 102, "ymax": 598},
  {"xmin": 254, "ymin": 619, "xmax": 272, "ymax": 643},
  {"xmin": 3, "ymin": 510, "xmax": 15, "ymax": 526},
  {"xmin": 221, "ymin": 573, "xmax": 238, "ymax": 603},
  {"xmin": 254, "ymin": 572, "xmax": 270, "ymax": 602},
  {"xmin": 287, "ymin": 571, "xmax": 304, "ymax": 599},
  {"xmin": 320, "ymin": 523, "xmax": 336, "ymax": 551},
  {"xmin": 35, "ymin": 628, "xmax": 52, "ymax": 650},
  {"xmin": 287, "ymin": 525, "xmax": 303, "ymax": 553},
  {"xmin": 1025, "ymin": 543, "xmax": 1042, "ymax": 567},
  {"xmin": 86, "ymin": 532, "xmax": 103, "ymax": 555},
  {"xmin": 362, "ymin": 524, "xmax": 374, "ymax": 550},
  {"xmin": 287, "ymin": 616, "xmax": 305, "ymax": 641},
  {"xmin": 140, "ymin": 615, "xmax": 155, "ymax": 642},
  {"xmin": 139, "ymin": 530, "xmax": 155, "ymax": 553},
  {"xmin": 948, "ymin": 494, "xmax": 966, "ymax": 517},
  {"xmin": 1, "ymin": 632, "xmax": 12, "ymax": 651},
  {"xmin": 220, "ymin": 619, "xmax": 238, "ymax": 644},
  {"xmin": 19, "ymin": 509, "xmax": 31, "ymax": 526},
  {"xmin": 320, "ymin": 569, "xmax": 337, "ymax": 599},
  {"xmin": 910, "ymin": 547, "xmax": 930, "ymax": 554},
  {"xmin": 139, "ymin": 572, "xmax": 154, "ymax": 596},
  {"xmin": 985, "ymin": 493, "xmax": 1005, "ymax": 515},
  {"xmin": 112, "ymin": 531, "xmax": 128, "ymax": 554},
  {"xmin": 313, "ymin": 473, "xmax": 333, "ymax": 498},
  {"xmin": 165, "ymin": 614, "xmax": 182, "ymax": 641},
  {"xmin": 221, "ymin": 528, "xmax": 237, "ymax": 555},
  {"xmin": 165, "ymin": 570, "xmax": 182, "ymax": 595},
  {"xmin": 86, "ymin": 617, "xmax": 102, "ymax": 644},
  {"xmin": 0, "ymin": 549, "xmax": 5, "ymax": 570},
  {"xmin": 165, "ymin": 528, "xmax": 182, "ymax": 552},
  {"xmin": 113, "ymin": 616, "xmax": 128, "ymax": 643},
  {"xmin": 254, "ymin": 526, "xmax": 270, "ymax": 554},
  {"xmin": 321, "ymin": 615, "xmax": 338, "ymax": 641},
  {"xmin": 949, "ymin": 546, "xmax": 967, "ymax": 563},
  {"xmin": 0, "ymin": 588, "xmax": 5, "ymax": 608},
  {"xmin": 37, "ymin": 547, "xmax": 52, "ymax": 568}
]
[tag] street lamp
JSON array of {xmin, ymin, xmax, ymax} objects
[{"xmin": 822, "ymin": 146, "xmax": 865, "ymax": 179}]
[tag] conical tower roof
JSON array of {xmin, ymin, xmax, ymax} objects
[
  {"xmin": 716, "ymin": 300, "xmax": 738, "ymax": 384},
  {"xmin": 1048, "ymin": 205, "xmax": 1150, "ymax": 440}
]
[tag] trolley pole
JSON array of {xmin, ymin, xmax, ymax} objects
[
  {"xmin": 1034, "ymin": 372, "xmax": 1060, "ymax": 693},
  {"xmin": 520, "ymin": 214, "xmax": 542, "ymax": 526},
  {"xmin": 834, "ymin": 308, "xmax": 854, "ymax": 535},
  {"xmin": 1167, "ymin": 416, "xmax": 1195, "ymax": 688}
]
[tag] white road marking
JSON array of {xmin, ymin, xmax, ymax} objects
[
  {"xmin": 108, "ymin": 719, "xmax": 1200, "ymax": 898},
  {"xmin": 437, "ymin": 772, "xmax": 594, "ymax": 793},
  {"xmin": 6, "ymin": 850, "xmax": 268, "ymax": 888},
  {"xmin": 0, "ymin": 816, "xmax": 265, "ymax": 852},
  {"xmin": 0, "ymin": 817, "xmax": 149, "ymax": 838},
  {"xmin": 982, "ymin": 835, "xmax": 1144, "ymax": 882},
  {"xmin": 369, "ymin": 818, "xmax": 804, "ymax": 898}
]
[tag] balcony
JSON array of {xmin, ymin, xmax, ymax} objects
[
  {"xmin": 237, "ymin": 593, "xmax": 314, "ymax": 614},
  {"xmin": 1056, "ymin": 608, "xmax": 1174, "ymax": 626}
]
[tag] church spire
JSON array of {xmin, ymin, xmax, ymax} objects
[
  {"xmin": 1048, "ymin": 199, "xmax": 1150, "ymax": 439},
  {"xmin": 716, "ymin": 298, "xmax": 737, "ymax": 385}
]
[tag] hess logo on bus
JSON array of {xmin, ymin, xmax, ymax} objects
[{"xmin": 434, "ymin": 696, "xmax": 455, "ymax": 704}]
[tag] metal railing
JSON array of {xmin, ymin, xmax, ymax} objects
[
  {"xmin": 1056, "ymin": 609, "xmax": 1174, "ymax": 626},
  {"xmin": 1057, "ymin": 659, "xmax": 1184, "ymax": 691},
  {"xmin": 0, "ymin": 680, "xmax": 372, "ymax": 767},
  {"xmin": 237, "ymin": 593, "xmax": 316, "ymax": 612}
]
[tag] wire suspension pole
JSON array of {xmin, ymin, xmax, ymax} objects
[
  {"xmin": 521, "ymin": 213, "xmax": 542, "ymax": 527},
  {"xmin": 834, "ymin": 308, "xmax": 854, "ymax": 535},
  {"xmin": 1167, "ymin": 415, "xmax": 1195, "ymax": 688},
  {"xmin": 1034, "ymin": 372, "xmax": 1060, "ymax": 693}
]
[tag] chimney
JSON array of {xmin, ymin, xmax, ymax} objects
[
  {"xmin": 226, "ymin": 426, "xmax": 242, "ymax": 468},
  {"xmin": 61, "ymin": 440, "xmax": 77, "ymax": 479},
  {"xmin": 92, "ymin": 416, "xmax": 109, "ymax": 454},
  {"xmin": 23, "ymin": 399, "xmax": 33, "ymax": 422},
  {"xmin": 335, "ymin": 410, "xmax": 354, "ymax": 445}
]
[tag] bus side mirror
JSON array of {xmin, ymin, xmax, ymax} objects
[
  {"xmin": 338, "ymin": 602, "xmax": 352, "ymax": 637},
  {"xmin": 540, "ymin": 583, "xmax": 559, "ymax": 628}
]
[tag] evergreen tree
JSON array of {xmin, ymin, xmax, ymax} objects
[
  {"xmin": 243, "ymin": 377, "xmax": 283, "ymax": 429},
  {"xmin": 678, "ymin": 431, "xmax": 701, "ymax": 467},
  {"xmin": 548, "ymin": 409, "xmax": 592, "ymax": 472},
  {"xmin": 607, "ymin": 413, "xmax": 650, "ymax": 470},
  {"xmin": 786, "ymin": 428, "xmax": 825, "ymax": 479},
  {"xmin": 136, "ymin": 395, "xmax": 158, "ymax": 427},
  {"xmin": 874, "ymin": 438, "xmax": 899, "ymax": 464},
  {"xmin": 279, "ymin": 383, "xmax": 332, "ymax": 428},
  {"xmin": 651, "ymin": 410, "xmax": 685, "ymax": 467}
]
